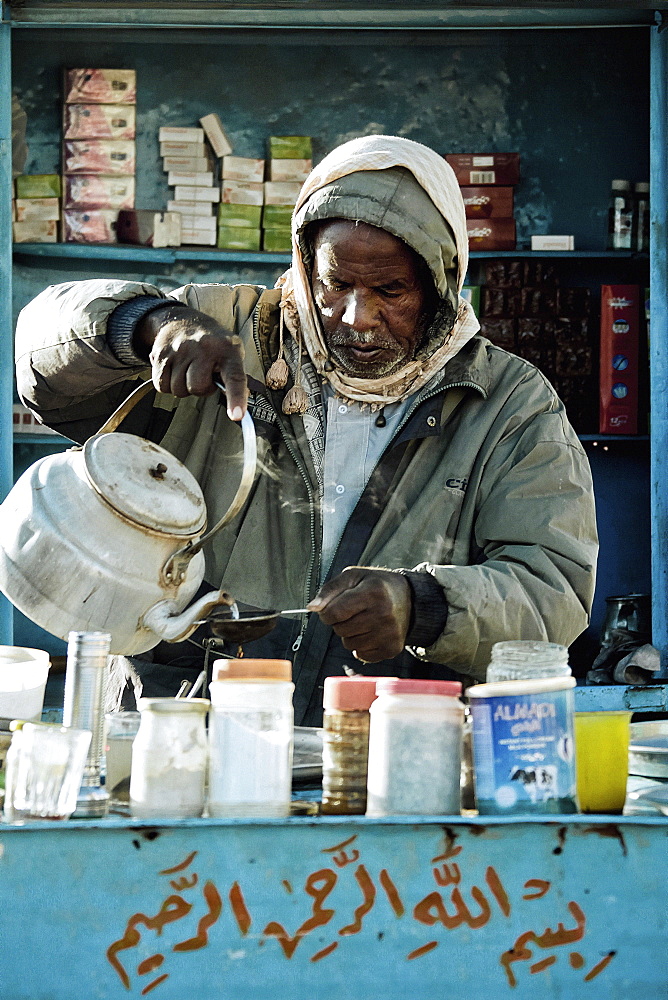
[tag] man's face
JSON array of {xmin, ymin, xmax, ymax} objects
[{"xmin": 311, "ymin": 220, "xmax": 434, "ymax": 379}]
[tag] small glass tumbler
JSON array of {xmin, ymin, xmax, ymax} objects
[
  {"xmin": 5, "ymin": 723, "xmax": 92, "ymax": 823},
  {"xmin": 574, "ymin": 711, "xmax": 631, "ymax": 814},
  {"xmin": 104, "ymin": 711, "xmax": 140, "ymax": 803}
]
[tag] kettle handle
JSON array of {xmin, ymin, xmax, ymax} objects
[{"xmin": 97, "ymin": 378, "xmax": 156, "ymax": 435}]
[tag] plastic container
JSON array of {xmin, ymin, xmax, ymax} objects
[
  {"xmin": 130, "ymin": 698, "xmax": 209, "ymax": 819},
  {"xmin": 366, "ymin": 678, "xmax": 464, "ymax": 816},
  {"xmin": 208, "ymin": 659, "xmax": 294, "ymax": 818},
  {"xmin": 321, "ymin": 675, "xmax": 378, "ymax": 815},
  {"xmin": 606, "ymin": 179, "xmax": 633, "ymax": 250},
  {"xmin": 468, "ymin": 640, "xmax": 577, "ymax": 815},
  {"xmin": 0, "ymin": 646, "xmax": 50, "ymax": 722}
]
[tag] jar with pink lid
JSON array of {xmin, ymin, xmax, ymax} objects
[
  {"xmin": 321, "ymin": 675, "xmax": 378, "ymax": 815},
  {"xmin": 366, "ymin": 678, "xmax": 464, "ymax": 816}
]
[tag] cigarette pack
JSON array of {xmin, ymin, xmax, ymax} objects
[
  {"xmin": 531, "ymin": 235, "xmax": 575, "ymax": 251},
  {"xmin": 116, "ymin": 209, "xmax": 182, "ymax": 248},
  {"xmin": 167, "ymin": 171, "xmax": 214, "ymax": 188},
  {"xmin": 262, "ymin": 204, "xmax": 293, "ymax": 228},
  {"xmin": 63, "ymin": 139, "xmax": 136, "ymax": 176},
  {"xmin": 222, "ymin": 157, "xmax": 265, "ymax": 183},
  {"xmin": 269, "ymin": 136, "xmax": 312, "ymax": 159},
  {"xmin": 216, "ymin": 227, "xmax": 261, "ymax": 251},
  {"xmin": 263, "ymin": 181, "xmax": 301, "ymax": 206},
  {"xmin": 15, "ymin": 198, "xmax": 60, "ymax": 222},
  {"xmin": 63, "ymin": 104, "xmax": 136, "ymax": 140},
  {"xmin": 162, "ymin": 156, "xmax": 211, "ymax": 173},
  {"xmin": 63, "ymin": 175, "xmax": 135, "ymax": 210},
  {"xmin": 221, "ymin": 181, "xmax": 264, "ymax": 207},
  {"xmin": 599, "ymin": 284, "xmax": 640, "ymax": 434},
  {"xmin": 63, "ymin": 209, "xmax": 119, "ymax": 243},
  {"xmin": 160, "ymin": 141, "xmax": 207, "ymax": 157},
  {"xmin": 167, "ymin": 200, "xmax": 214, "ymax": 218},
  {"xmin": 262, "ymin": 227, "xmax": 292, "ymax": 252},
  {"xmin": 466, "ymin": 217, "xmax": 516, "ymax": 250},
  {"xmin": 174, "ymin": 185, "xmax": 220, "ymax": 203},
  {"xmin": 199, "ymin": 113, "xmax": 233, "ymax": 159},
  {"xmin": 64, "ymin": 69, "xmax": 136, "ymax": 105},
  {"xmin": 269, "ymin": 158, "xmax": 311, "ymax": 182},
  {"xmin": 15, "ymin": 174, "xmax": 61, "ymax": 199},
  {"xmin": 446, "ymin": 153, "xmax": 520, "ymax": 186},
  {"xmin": 13, "ymin": 219, "xmax": 58, "ymax": 243},
  {"xmin": 217, "ymin": 203, "xmax": 263, "ymax": 229},
  {"xmin": 460, "ymin": 186, "xmax": 514, "ymax": 219},
  {"xmin": 158, "ymin": 127, "xmax": 205, "ymax": 144}
]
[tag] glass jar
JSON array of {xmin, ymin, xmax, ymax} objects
[
  {"xmin": 468, "ymin": 640, "xmax": 577, "ymax": 815},
  {"xmin": 104, "ymin": 711, "xmax": 140, "ymax": 802},
  {"xmin": 366, "ymin": 678, "xmax": 464, "ymax": 816},
  {"xmin": 129, "ymin": 698, "xmax": 209, "ymax": 819},
  {"xmin": 606, "ymin": 178, "xmax": 633, "ymax": 249},
  {"xmin": 208, "ymin": 659, "xmax": 294, "ymax": 818},
  {"xmin": 321, "ymin": 675, "xmax": 377, "ymax": 815}
]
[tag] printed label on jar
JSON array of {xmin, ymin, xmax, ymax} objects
[{"xmin": 470, "ymin": 689, "xmax": 576, "ymax": 814}]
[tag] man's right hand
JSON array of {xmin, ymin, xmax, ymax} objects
[{"xmin": 135, "ymin": 304, "xmax": 248, "ymax": 420}]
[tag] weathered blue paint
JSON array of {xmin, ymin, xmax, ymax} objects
[
  {"xmin": 0, "ymin": 814, "xmax": 665, "ymax": 999},
  {"xmin": 574, "ymin": 682, "xmax": 668, "ymax": 712},
  {"xmin": 0, "ymin": 8, "xmax": 13, "ymax": 645}
]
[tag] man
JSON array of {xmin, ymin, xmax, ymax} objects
[{"xmin": 15, "ymin": 135, "xmax": 598, "ymax": 724}]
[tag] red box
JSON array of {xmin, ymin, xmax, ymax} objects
[
  {"xmin": 460, "ymin": 186, "xmax": 514, "ymax": 219},
  {"xmin": 599, "ymin": 285, "xmax": 640, "ymax": 434},
  {"xmin": 446, "ymin": 153, "xmax": 520, "ymax": 186},
  {"xmin": 63, "ymin": 140, "xmax": 135, "ymax": 176},
  {"xmin": 466, "ymin": 217, "xmax": 516, "ymax": 251}
]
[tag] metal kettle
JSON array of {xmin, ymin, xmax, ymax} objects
[{"xmin": 0, "ymin": 381, "xmax": 256, "ymax": 655}]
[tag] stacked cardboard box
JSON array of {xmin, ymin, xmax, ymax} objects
[
  {"xmin": 13, "ymin": 402, "xmax": 61, "ymax": 436},
  {"xmin": 262, "ymin": 136, "xmax": 311, "ymax": 251},
  {"xmin": 161, "ymin": 125, "xmax": 218, "ymax": 246},
  {"xmin": 62, "ymin": 69, "xmax": 137, "ymax": 243},
  {"xmin": 13, "ymin": 175, "xmax": 61, "ymax": 243},
  {"xmin": 219, "ymin": 155, "xmax": 265, "ymax": 250},
  {"xmin": 445, "ymin": 153, "xmax": 519, "ymax": 251}
]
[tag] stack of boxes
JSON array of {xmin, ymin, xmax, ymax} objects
[
  {"xmin": 445, "ymin": 153, "xmax": 519, "ymax": 251},
  {"xmin": 61, "ymin": 69, "xmax": 137, "ymax": 243},
  {"xmin": 219, "ymin": 155, "xmax": 265, "ymax": 251},
  {"xmin": 13, "ymin": 174, "xmax": 61, "ymax": 243},
  {"xmin": 162, "ymin": 125, "xmax": 218, "ymax": 246},
  {"xmin": 262, "ymin": 136, "xmax": 312, "ymax": 251}
]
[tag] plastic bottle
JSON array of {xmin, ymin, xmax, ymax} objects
[
  {"xmin": 208, "ymin": 659, "xmax": 294, "ymax": 818},
  {"xmin": 366, "ymin": 678, "xmax": 464, "ymax": 816},
  {"xmin": 632, "ymin": 181, "xmax": 649, "ymax": 253},
  {"xmin": 320, "ymin": 675, "xmax": 377, "ymax": 815},
  {"xmin": 606, "ymin": 179, "xmax": 633, "ymax": 249},
  {"xmin": 130, "ymin": 697, "xmax": 209, "ymax": 819},
  {"xmin": 468, "ymin": 640, "xmax": 577, "ymax": 815}
]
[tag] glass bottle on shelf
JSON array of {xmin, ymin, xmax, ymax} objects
[
  {"xmin": 632, "ymin": 181, "xmax": 650, "ymax": 253},
  {"xmin": 606, "ymin": 179, "xmax": 633, "ymax": 250}
]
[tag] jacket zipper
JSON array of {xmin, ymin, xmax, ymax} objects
[{"xmin": 395, "ymin": 379, "xmax": 482, "ymax": 438}]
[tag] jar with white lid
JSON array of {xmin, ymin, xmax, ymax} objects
[
  {"xmin": 208, "ymin": 659, "xmax": 294, "ymax": 818},
  {"xmin": 366, "ymin": 678, "xmax": 464, "ymax": 816},
  {"xmin": 468, "ymin": 640, "xmax": 577, "ymax": 815},
  {"xmin": 129, "ymin": 697, "xmax": 209, "ymax": 819}
]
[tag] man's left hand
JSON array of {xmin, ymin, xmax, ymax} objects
[{"xmin": 308, "ymin": 567, "xmax": 412, "ymax": 663}]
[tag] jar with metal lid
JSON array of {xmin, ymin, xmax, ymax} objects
[
  {"xmin": 366, "ymin": 678, "xmax": 464, "ymax": 816},
  {"xmin": 129, "ymin": 697, "xmax": 209, "ymax": 819},
  {"xmin": 468, "ymin": 640, "xmax": 577, "ymax": 815},
  {"xmin": 208, "ymin": 659, "xmax": 294, "ymax": 818},
  {"xmin": 321, "ymin": 675, "xmax": 377, "ymax": 815}
]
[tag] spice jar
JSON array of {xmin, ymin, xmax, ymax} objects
[
  {"xmin": 129, "ymin": 698, "xmax": 209, "ymax": 819},
  {"xmin": 208, "ymin": 659, "xmax": 294, "ymax": 818},
  {"xmin": 366, "ymin": 678, "xmax": 464, "ymax": 816},
  {"xmin": 468, "ymin": 640, "xmax": 577, "ymax": 815},
  {"xmin": 320, "ymin": 675, "xmax": 377, "ymax": 815}
]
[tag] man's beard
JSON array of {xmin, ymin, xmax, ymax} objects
[{"xmin": 326, "ymin": 317, "xmax": 430, "ymax": 379}]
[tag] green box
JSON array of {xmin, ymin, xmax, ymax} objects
[
  {"xmin": 15, "ymin": 174, "xmax": 62, "ymax": 199},
  {"xmin": 217, "ymin": 226, "xmax": 261, "ymax": 251},
  {"xmin": 461, "ymin": 285, "xmax": 481, "ymax": 318},
  {"xmin": 217, "ymin": 203, "xmax": 263, "ymax": 229},
  {"xmin": 269, "ymin": 136, "xmax": 312, "ymax": 160},
  {"xmin": 262, "ymin": 204, "xmax": 293, "ymax": 229},
  {"xmin": 262, "ymin": 227, "xmax": 292, "ymax": 252}
]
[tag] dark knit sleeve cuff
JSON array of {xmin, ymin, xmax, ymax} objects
[
  {"xmin": 107, "ymin": 295, "xmax": 187, "ymax": 366},
  {"xmin": 398, "ymin": 569, "xmax": 449, "ymax": 648}
]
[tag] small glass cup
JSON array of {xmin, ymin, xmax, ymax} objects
[
  {"xmin": 5, "ymin": 723, "xmax": 91, "ymax": 823},
  {"xmin": 104, "ymin": 711, "xmax": 140, "ymax": 803},
  {"xmin": 574, "ymin": 711, "xmax": 631, "ymax": 814}
]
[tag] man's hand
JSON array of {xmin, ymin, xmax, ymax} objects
[
  {"xmin": 308, "ymin": 567, "xmax": 412, "ymax": 663},
  {"xmin": 135, "ymin": 305, "xmax": 248, "ymax": 420}
]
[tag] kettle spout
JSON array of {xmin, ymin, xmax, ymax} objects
[{"xmin": 141, "ymin": 590, "xmax": 236, "ymax": 643}]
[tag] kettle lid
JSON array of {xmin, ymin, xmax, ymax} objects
[{"xmin": 83, "ymin": 433, "xmax": 207, "ymax": 536}]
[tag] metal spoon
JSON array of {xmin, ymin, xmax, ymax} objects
[{"xmin": 207, "ymin": 607, "xmax": 311, "ymax": 643}]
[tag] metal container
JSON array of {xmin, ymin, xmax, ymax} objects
[{"xmin": 62, "ymin": 630, "xmax": 111, "ymax": 817}]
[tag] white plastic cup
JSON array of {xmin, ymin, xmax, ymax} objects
[{"xmin": 0, "ymin": 646, "xmax": 50, "ymax": 721}]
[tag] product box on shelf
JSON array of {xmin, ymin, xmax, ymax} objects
[
  {"xmin": 217, "ymin": 203, "xmax": 263, "ymax": 229},
  {"xmin": 181, "ymin": 218, "xmax": 217, "ymax": 246},
  {"xmin": 222, "ymin": 157, "xmax": 265, "ymax": 184},
  {"xmin": 162, "ymin": 155, "xmax": 211, "ymax": 173},
  {"xmin": 15, "ymin": 174, "xmax": 61, "ymax": 199},
  {"xmin": 199, "ymin": 113, "xmax": 233, "ymax": 159},
  {"xmin": 268, "ymin": 159, "xmax": 312, "ymax": 183},
  {"xmin": 116, "ymin": 209, "xmax": 181, "ymax": 248},
  {"xmin": 264, "ymin": 181, "xmax": 301, "ymax": 206},
  {"xmin": 12, "ymin": 404, "xmax": 60, "ymax": 435},
  {"xmin": 14, "ymin": 198, "xmax": 60, "ymax": 222},
  {"xmin": 217, "ymin": 227, "xmax": 262, "ymax": 251},
  {"xmin": 63, "ymin": 139, "xmax": 136, "ymax": 176},
  {"xmin": 446, "ymin": 153, "xmax": 520, "ymax": 186},
  {"xmin": 13, "ymin": 219, "xmax": 58, "ymax": 243},
  {"xmin": 160, "ymin": 140, "xmax": 207, "ymax": 158},
  {"xmin": 262, "ymin": 227, "xmax": 292, "ymax": 252},
  {"xmin": 599, "ymin": 284, "xmax": 640, "ymax": 435},
  {"xmin": 174, "ymin": 185, "xmax": 220, "ymax": 203},
  {"xmin": 531, "ymin": 235, "xmax": 575, "ymax": 251},
  {"xmin": 221, "ymin": 181, "xmax": 264, "ymax": 206},
  {"xmin": 63, "ymin": 175, "xmax": 135, "ymax": 211},
  {"xmin": 466, "ymin": 217, "xmax": 516, "ymax": 250},
  {"xmin": 166, "ymin": 171, "xmax": 214, "ymax": 188},
  {"xmin": 63, "ymin": 104, "xmax": 136, "ymax": 141},
  {"xmin": 460, "ymin": 186, "xmax": 514, "ymax": 219},
  {"xmin": 63, "ymin": 209, "xmax": 119, "ymax": 243},
  {"xmin": 167, "ymin": 199, "xmax": 214, "ymax": 218},
  {"xmin": 64, "ymin": 69, "xmax": 136, "ymax": 105},
  {"xmin": 262, "ymin": 204, "xmax": 293, "ymax": 229},
  {"xmin": 158, "ymin": 126, "xmax": 205, "ymax": 144},
  {"xmin": 269, "ymin": 136, "xmax": 312, "ymax": 160}
]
